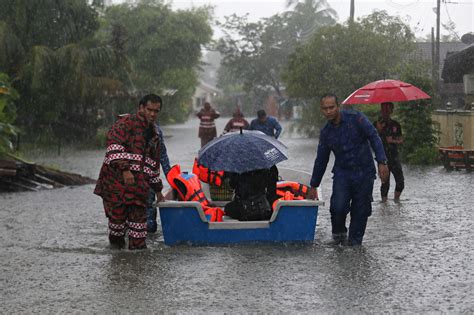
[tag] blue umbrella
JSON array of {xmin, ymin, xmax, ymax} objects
[{"xmin": 198, "ymin": 130, "xmax": 288, "ymax": 173}]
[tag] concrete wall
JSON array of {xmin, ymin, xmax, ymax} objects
[{"xmin": 432, "ymin": 110, "xmax": 474, "ymax": 149}]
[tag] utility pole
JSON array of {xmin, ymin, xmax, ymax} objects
[
  {"xmin": 350, "ymin": 0, "xmax": 355, "ymax": 23},
  {"xmin": 435, "ymin": 0, "xmax": 441, "ymax": 97},
  {"xmin": 431, "ymin": 27, "xmax": 436, "ymax": 85}
]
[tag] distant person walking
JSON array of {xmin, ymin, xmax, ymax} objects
[
  {"xmin": 223, "ymin": 107, "xmax": 249, "ymax": 134},
  {"xmin": 307, "ymin": 93, "xmax": 389, "ymax": 246},
  {"xmin": 374, "ymin": 102, "xmax": 404, "ymax": 202},
  {"xmin": 249, "ymin": 109, "xmax": 282, "ymax": 139},
  {"xmin": 197, "ymin": 101, "xmax": 220, "ymax": 147}
]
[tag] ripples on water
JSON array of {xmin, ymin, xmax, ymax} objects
[{"xmin": 1, "ymin": 118, "xmax": 473, "ymax": 312}]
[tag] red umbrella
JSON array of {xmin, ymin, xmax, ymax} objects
[{"xmin": 342, "ymin": 79, "xmax": 431, "ymax": 105}]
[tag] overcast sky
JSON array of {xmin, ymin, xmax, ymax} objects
[{"xmin": 170, "ymin": 0, "xmax": 473, "ymax": 39}]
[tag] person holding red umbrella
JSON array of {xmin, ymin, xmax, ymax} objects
[
  {"xmin": 307, "ymin": 93, "xmax": 389, "ymax": 246},
  {"xmin": 374, "ymin": 102, "xmax": 405, "ymax": 202}
]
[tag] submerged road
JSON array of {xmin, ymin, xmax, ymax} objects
[{"xmin": 1, "ymin": 117, "xmax": 473, "ymax": 312}]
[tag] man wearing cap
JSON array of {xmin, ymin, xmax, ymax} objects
[
  {"xmin": 374, "ymin": 102, "xmax": 404, "ymax": 202},
  {"xmin": 249, "ymin": 109, "xmax": 282, "ymax": 139}
]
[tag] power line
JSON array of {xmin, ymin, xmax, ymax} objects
[{"xmin": 443, "ymin": 0, "xmax": 462, "ymax": 40}]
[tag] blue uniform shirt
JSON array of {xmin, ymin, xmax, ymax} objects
[
  {"xmin": 249, "ymin": 116, "xmax": 283, "ymax": 139},
  {"xmin": 155, "ymin": 124, "xmax": 171, "ymax": 175},
  {"xmin": 310, "ymin": 110, "xmax": 387, "ymax": 188}
]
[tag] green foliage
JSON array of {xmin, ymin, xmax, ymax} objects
[
  {"xmin": 282, "ymin": 10, "xmax": 416, "ymax": 134},
  {"xmin": 0, "ymin": 0, "xmax": 131, "ymax": 144},
  {"xmin": 405, "ymin": 145, "xmax": 439, "ymax": 165},
  {"xmin": 94, "ymin": 126, "xmax": 108, "ymax": 148},
  {"xmin": 0, "ymin": 0, "xmax": 99, "ymax": 50},
  {"xmin": 0, "ymin": 0, "xmax": 213, "ymax": 148},
  {"xmin": 216, "ymin": 0, "xmax": 337, "ymax": 102},
  {"xmin": 101, "ymin": 0, "xmax": 213, "ymax": 123},
  {"xmin": 0, "ymin": 73, "xmax": 18, "ymax": 155},
  {"xmin": 397, "ymin": 62, "xmax": 439, "ymax": 165}
]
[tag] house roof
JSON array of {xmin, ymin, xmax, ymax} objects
[
  {"xmin": 441, "ymin": 45, "xmax": 474, "ymax": 83},
  {"xmin": 412, "ymin": 42, "xmax": 468, "ymax": 77}
]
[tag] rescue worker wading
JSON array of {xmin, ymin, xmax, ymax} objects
[
  {"xmin": 197, "ymin": 101, "xmax": 220, "ymax": 147},
  {"xmin": 308, "ymin": 93, "xmax": 389, "ymax": 246},
  {"xmin": 223, "ymin": 107, "xmax": 249, "ymax": 134},
  {"xmin": 94, "ymin": 94, "xmax": 164, "ymax": 250}
]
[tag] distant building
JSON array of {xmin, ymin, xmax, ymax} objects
[
  {"xmin": 411, "ymin": 42, "xmax": 470, "ymax": 110},
  {"xmin": 412, "ymin": 42, "xmax": 468, "ymax": 78},
  {"xmin": 192, "ymin": 81, "xmax": 222, "ymax": 111},
  {"xmin": 432, "ymin": 44, "xmax": 474, "ymax": 150},
  {"xmin": 441, "ymin": 44, "xmax": 474, "ymax": 110}
]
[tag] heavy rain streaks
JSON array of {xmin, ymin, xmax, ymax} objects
[{"xmin": 1, "ymin": 118, "xmax": 473, "ymax": 313}]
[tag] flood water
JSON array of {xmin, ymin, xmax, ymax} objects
[{"xmin": 1, "ymin": 117, "xmax": 473, "ymax": 312}]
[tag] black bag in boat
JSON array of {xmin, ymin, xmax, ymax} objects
[{"xmin": 234, "ymin": 194, "xmax": 272, "ymax": 221}]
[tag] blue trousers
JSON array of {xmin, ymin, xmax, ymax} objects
[
  {"xmin": 146, "ymin": 190, "xmax": 157, "ymax": 233},
  {"xmin": 330, "ymin": 175, "xmax": 374, "ymax": 245}
]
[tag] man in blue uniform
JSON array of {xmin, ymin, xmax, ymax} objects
[
  {"xmin": 146, "ymin": 122, "xmax": 172, "ymax": 233},
  {"xmin": 307, "ymin": 93, "xmax": 389, "ymax": 246},
  {"xmin": 249, "ymin": 109, "xmax": 282, "ymax": 139}
]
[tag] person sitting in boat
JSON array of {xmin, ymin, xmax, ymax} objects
[
  {"xmin": 222, "ymin": 107, "xmax": 249, "ymax": 134},
  {"xmin": 224, "ymin": 166, "xmax": 279, "ymax": 221}
]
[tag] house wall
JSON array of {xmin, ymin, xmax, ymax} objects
[
  {"xmin": 192, "ymin": 85, "xmax": 220, "ymax": 111},
  {"xmin": 432, "ymin": 110, "xmax": 474, "ymax": 149}
]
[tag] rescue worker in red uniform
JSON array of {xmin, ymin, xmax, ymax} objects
[
  {"xmin": 94, "ymin": 94, "xmax": 164, "ymax": 250},
  {"xmin": 197, "ymin": 101, "xmax": 220, "ymax": 147},
  {"xmin": 223, "ymin": 107, "xmax": 249, "ymax": 134}
]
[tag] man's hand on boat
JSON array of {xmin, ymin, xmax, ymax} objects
[
  {"xmin": 156, "ymin": 192, "xmax": 165, "ymax": 203},
  {"xmin": 123, "ymin": 170, "xmax": 135, "ymax": 185},
  {"xmin": 307, "ymin": 187, "xmax": 318, "ymax": 200}
]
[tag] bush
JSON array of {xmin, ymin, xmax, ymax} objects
[
  {"xmin": 405, "ymin": 145, "xmax": 439, "ymax": 165},
  {"xmin": 94, "ymin": 127, "xmax": 108, "ymax": 148}
]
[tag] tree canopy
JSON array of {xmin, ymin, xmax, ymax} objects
[
  {"xmin": 282, "ymin": 10, "xmax": 416, "ymax": 133},
  {"xmin": 100, "ymin": 0, "xmax": 213, "ymax": 123},
  {"xmin": 0, "ymin": 0, "xmax": 214, "ymax": 146},
  {"xmin": 216, "ymin": 0, "xmax": 337, "ymax": 102}
]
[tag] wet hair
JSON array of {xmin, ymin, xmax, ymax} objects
[
  {"xmin": 139, "ymin": 94, "xmax": 163, "ymax": 108},
  {"xmin": 320, "ymin": 93, "xmax": 339, "ymax": 105},
  {"xmin": 381, "ymin": 102, "xmax": 394, "ymax": 110},
  {"xmin": 257, "ymin": 109, "xmax": 266, "ymax": 119}
]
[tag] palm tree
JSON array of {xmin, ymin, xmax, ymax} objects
[{"xmin": 285, "ymin": 0, "xmax": 338, "ymax": 42}]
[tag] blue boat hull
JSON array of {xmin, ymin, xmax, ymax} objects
[{"xmin": 159, "ymin": 200, "xmax": 323, "ymax": 246}]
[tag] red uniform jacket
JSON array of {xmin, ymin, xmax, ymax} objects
[
  {"xmin": 94, "ymin": 112, "xmax": 163, "ymax": 207},
  {"xmin": 197, "ymin": 108, "xmax": 220, "ymax": 139},
  {"xmin": 223, "ymin": 117, "xmax": 249, "ymax": 133}
]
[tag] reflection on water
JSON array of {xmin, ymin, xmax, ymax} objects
[{"xmin": 1, "ymin": 118, "xmax": 473, "ymax": 312}]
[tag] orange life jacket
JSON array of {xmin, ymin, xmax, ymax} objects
[
  {"xmin": 204, "ymin": 207, "xmax": 225, "ymax": 222},
  {"xmin": 192, "ymin": 158, "xmax": 224, "ymax": 187},
  {"xmin": 272, "ymin": 191, "xmax": 304, "ymax": 210},
  {"xmin": 276, "ymin": 181, "xmax": 309, "ymax": 199},
  {"xmin": 167, "ymin": 164, "xmax": 209, "ymax": 207}
]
